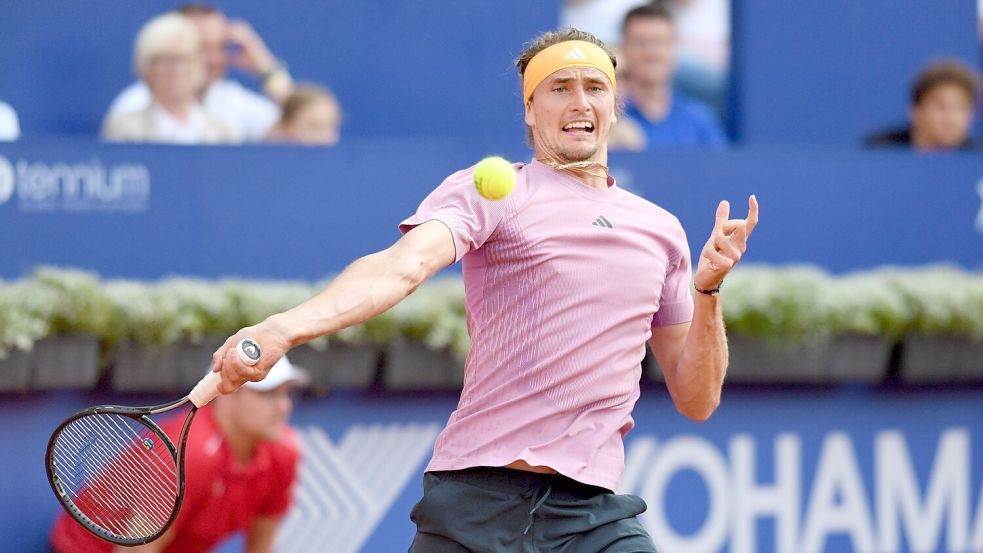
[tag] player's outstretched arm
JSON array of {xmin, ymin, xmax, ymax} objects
[
  {"xmin": 651, "ymin": 196, "xmax": 758, "ymax": 422},
  {"xmin": 211, "ymin": 220, "xmax": 456, "ymax": 393}
]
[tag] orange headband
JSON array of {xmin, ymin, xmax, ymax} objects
[{"xmin": 522, "ymin": 40, "xmax": 617, "ymax": 106}]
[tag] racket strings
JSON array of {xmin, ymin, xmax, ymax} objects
[
  {"xmin": 70, "ymin": 416, "xmax": 177, "ymax": 531},
  {"xmin": 53, "ymin": 420, "xmax": 172, "ymax": 537},
  {"xmin": 50, "ymin": 413, "xmax": 180, "ymax": 540},
  {"xmin": 71, "ymin": 417, "xmax": 175, "ymax": 527},
  {"xmin": 54, "ymin": 416, "xmax": 176, "ymax": 537}
]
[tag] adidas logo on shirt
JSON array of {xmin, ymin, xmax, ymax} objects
[
  {"xmin": 563, "ymin": 47, "xmax": 589, "ymax": 61},
  {"xmin": 592, "ymin": 215, "xmax": 613, "ymax": 228}
]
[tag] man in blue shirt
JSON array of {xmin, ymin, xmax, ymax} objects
[{"xmin": 608, "ymin": 3, "xmax": 727, "ymax": 150}]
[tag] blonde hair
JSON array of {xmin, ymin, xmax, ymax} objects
[{"xmin": 133, "ymin": 13, "xmax": 202, "ymax": 78}]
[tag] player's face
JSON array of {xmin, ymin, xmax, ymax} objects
[
  {"xmin": 910, "ymin": 83, "xmax": 974, "ymax": 149},
  {"xmin": 622, "ymin": 17, "xmax": 676, "ymax": 87},
  {"xmin": 525, "ymin": 67, "xmax": 617, "ymax": 163},
  {"xmin": 234, "ymin": 384, "xmax": 295, "ymax": 441},
  {"xmin": 189, "ymin": 12, "xmax": 229, "ymax": 86}
]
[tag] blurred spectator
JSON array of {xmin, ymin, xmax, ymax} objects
[
  {"xmin": 102, "ymin": 13, "xmax": 236, "ymax": 144},
  {"xmin": 50, "ymin": 356, "xmax": 307, "ymax": 553},
  {"xmin": 0, "ymin": 100, "xmax": 20, "ymax": 141},
  {"xmin": 608, "ymin": 3, "xmax": 727, "ymax": 150},
  {"xmin": 266, "ymin": 85, "xmax": 341, "ymax": 146},
  {"xmin": 105, "ymin": 4, "xmax": 293, "ymax": 142},
  {"xmin": 669, "ymin": 0, "xmax": 729, "ymax": 114},
  {"xmin": 866, "ymin": 60, "xmax": 981, "ymax": 151},
  {"xmin": 560, "ymin": 0, "xmax": 729, "ymax": 113}
]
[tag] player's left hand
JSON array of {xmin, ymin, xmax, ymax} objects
[{"xmin": 693, "ymin": 195, "xmax": 759, "ymax": 291}]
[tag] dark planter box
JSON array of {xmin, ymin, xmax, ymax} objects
[
  {"xmin": 383, "ymin": 338, "xmax": 463, "ymax": 391},
  {"xmin": 31, "ymin": 334, "xmax": 101, "ymax": 390},
  {"xmin": 0, "ymin": 347, "xmax": 33, "ymax": 392},
  {"xmin": 112, "ymin": 337, "xmax": 225, "ymax": 392},
  {"xmin": 285, "ymin": 342, "xmax": 378, "ymax": 393},
  {"xmin": 719, "ymin": 334, "xmax": 891, "ymax": 384},
  {"xmin": 900, "ymin": 335, "xmax": 983, "ymax": 383}
]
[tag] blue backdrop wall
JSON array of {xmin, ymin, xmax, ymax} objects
[
  {"xmin": 0, "ymin": 0, "xmax": 553, "ymax": 145},
  {"xmin": 731, "ymin": 0, "xmax": 981, "ymax": 144},
  {"xmin": 0, "ymin": 1, "xmax": 979, "ymax": 145},
  {"xmin": 4, "ymin": 387, "xmax": 983, "ymax": 552},
  {"xmin": 0, "ymin": 141, "xmax": 980, "ymax": 280}
]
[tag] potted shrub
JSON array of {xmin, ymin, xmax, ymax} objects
[
  {"xmin": 107, "ymin": 277, "xmax": 238, "ymax": 391},
  {"xmin": 818, "ymin": 270, "xmax": 907, "ymax": 382},
  {"xmin": 889, "ymin": 266, "xmax": 983, "ymax": 383},
  {"xmin": 0, "ymin": 280, "xmax": 49, "ymax": 391},
  {"xmin": 383, "ymin": 277, "xmax": 468, "ymax": 390},
  {"xmin": 692, "ymin": 266, "xmax": 895, "ymax": 384},
  {"xmin": 225, "ymin": 278, "xmax": 382, "ymax": 393},
  {"xmin": 704, "ymin": 265, "xmax": 832, "ymax": 383},
  {"xmin": 28, "ymin": 267, "xmax": 108, "ymax": 389}
]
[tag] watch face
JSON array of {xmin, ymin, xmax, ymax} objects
[{"xmin": 241, "ymin": 340, "xmax": 261, "ymax": 360}]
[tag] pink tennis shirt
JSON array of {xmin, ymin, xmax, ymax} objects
[{"xmin": 399, "ymin": 159, "xmax": 694, "ymax": 491}]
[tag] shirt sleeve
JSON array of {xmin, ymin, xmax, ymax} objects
[
  {"xmin": 652, "ymin": 225, "xmax": 695, "ymax": 327},
  {"xmin": 399, "ymin": 165, "xmax": 515, "ymax": 263}
]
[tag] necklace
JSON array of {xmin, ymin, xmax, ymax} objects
[{"xmin": 538, "ymin": 158, "xmax": 610, "ymax": 182}]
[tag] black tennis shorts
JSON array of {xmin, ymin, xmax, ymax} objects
[{"xmin": 408, "ymin": 466, "xmax": 658, "ymax": 553}]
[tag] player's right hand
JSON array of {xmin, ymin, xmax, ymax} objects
[{"xmin": 210, "ymin": 319, "xmax": 292, "ymax": 395}]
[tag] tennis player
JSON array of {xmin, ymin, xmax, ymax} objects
[
  {"xmin": 49, "ymin": 357, "xmax": 307, "ymax": 553},
  {"xmin": 212, "ymin": 28, "xmax": 757, "ymax": 552}
]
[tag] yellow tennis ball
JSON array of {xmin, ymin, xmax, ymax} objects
[{"xmin": 473, "ymin": 156, "xmax": 516, "ymax": 200}]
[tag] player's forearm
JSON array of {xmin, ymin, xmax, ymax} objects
[
  {"xmin": 266, "ymin": 247, "xmax": 430, "ymax": 348},
  {"xmin": 669, "ymin": 294, "xmax": 727, "ymax": 421}
]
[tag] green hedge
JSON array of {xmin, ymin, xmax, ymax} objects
[
  {"xmin": 725, "ymin": 264, "xmax": 983, "ymax": 343},
  {"xmin": 1, "ymin": 265, "xmax": 981, "ymax": 359}
]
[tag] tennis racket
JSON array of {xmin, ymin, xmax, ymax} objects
[{"xmin": 45, "ymin": 338, "xmax": 262, "ymax": 545}]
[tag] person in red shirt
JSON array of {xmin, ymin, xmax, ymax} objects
[{"xmin": 50, "ymin": 356, "xmax": 307, "ymax": 553}]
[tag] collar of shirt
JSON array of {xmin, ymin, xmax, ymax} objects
[
  {"xmin": 150, "ymin": 101, "xmax": 208, "ymax": 144},
  {"xmin": 196, "ymin": 406, "xmax": 275, "ymax": 476}
]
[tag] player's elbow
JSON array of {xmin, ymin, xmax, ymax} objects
[
  {"xmin": 384, "ymin": 246, "xmax": 435, "ymax": 293},
  {"xmin": 676, "ymin": 396, "xmax": 719, "ymax": 422}
]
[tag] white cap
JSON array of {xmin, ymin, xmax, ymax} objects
[{"xmin": 242, "ymin": 355, "xmax": 310, "ymax": 392}]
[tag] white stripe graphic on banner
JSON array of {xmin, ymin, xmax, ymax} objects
[{"xmin": 277, "ymin": 423, "xmax": 441, "ymax": 553}]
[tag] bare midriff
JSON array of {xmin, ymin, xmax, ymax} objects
[{"xmin": 505, "ymin": 459, "xmax": 559, "ymax": 474}]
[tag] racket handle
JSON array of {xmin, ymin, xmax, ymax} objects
[
  {"xmin": 189, "ymin": 370, "xmax": 223, "ymax": 408},
  {"xmin": 236, "ymin": 338, "xmax": 262, "ymax": 366}
]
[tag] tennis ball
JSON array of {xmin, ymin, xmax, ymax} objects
[{"xmin": 473, "ymin": 156, "xmax": 516, "ymax": 200}]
